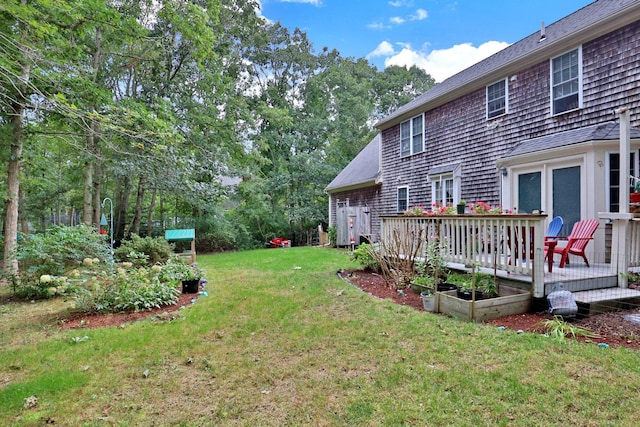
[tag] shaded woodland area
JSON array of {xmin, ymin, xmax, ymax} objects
[{"xmin": 0, "ymin": 0, "xmax": 435, "ymax": 273}]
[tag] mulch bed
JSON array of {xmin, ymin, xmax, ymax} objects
[
  {"xmin": 341, "ymin": 269, "xmax": 640, "ymax": 350},
  {"xmin": 58, "ymin": 293, "xmax": 198, "ymax": 330}
]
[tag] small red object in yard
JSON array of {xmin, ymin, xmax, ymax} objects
[{"xmin": 268, "ymin": 237, "xmax": 291, "ymax": 248}]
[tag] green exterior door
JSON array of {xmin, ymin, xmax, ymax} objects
[
  {"xmin": 518, "ymin": 172, "xmax": 541, "ymax": 214},
  {"xmin": 553, "ymin": 166, "xmax": 581, "ymax": 235}
]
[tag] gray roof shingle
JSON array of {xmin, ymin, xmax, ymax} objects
[
  {"xmin": 502, "ymin": 122, "xmax": 640, "ymax": 158},
  {"xmin": 376, "ymin": 0, "xmax": 640, "ymax": 129},
  {"xmin": 325, "ymin": 135, "xmax": 381, "ymax": 192}
]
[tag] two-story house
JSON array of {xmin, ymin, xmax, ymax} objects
[{"xmin": 327, "ymin": 0, "xmax": 640, "ymax": 261}]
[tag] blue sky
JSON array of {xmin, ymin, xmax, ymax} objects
[{"xmin": 257, "ymin": 0, "xmax": 593, "ymax": 82}]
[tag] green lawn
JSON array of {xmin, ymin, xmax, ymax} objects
[{"xmin": 1, "ymin": 246, "xmax": 640, "ymax": 426}]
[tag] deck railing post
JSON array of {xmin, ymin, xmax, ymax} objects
[{"xmin": 598, "ymin": 213, "xmax": 634, "ymax": 288}]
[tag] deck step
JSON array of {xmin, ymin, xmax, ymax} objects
[{"xmin": 573, "ymin": 288, "xmax": 640, "ymax": 316}]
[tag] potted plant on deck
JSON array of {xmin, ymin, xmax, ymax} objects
[{"xmin": 456, "ymin": 200, "xmax": 467, "ymax": 215}]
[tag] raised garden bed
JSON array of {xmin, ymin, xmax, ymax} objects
[{"xmin": 435, "ymin": 285, "xmax": 531, "ymax": 322}]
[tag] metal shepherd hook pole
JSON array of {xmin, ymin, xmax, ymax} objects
[{"xmin": 101, "ymin": 197, "xmax": 114, "ymax": 270}]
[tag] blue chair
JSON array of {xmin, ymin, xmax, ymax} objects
[{"xmin": 545, "ymin": 216, "xmax": 564, "ymax": 240}]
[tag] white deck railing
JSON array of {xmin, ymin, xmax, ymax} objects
[
  {"xmin": 380, "ymin": 215, "xmax": 547, "ymax": 297},
  {"xmin": 629, "ymin": 220, "xmax": 640, "ymax": 268}
]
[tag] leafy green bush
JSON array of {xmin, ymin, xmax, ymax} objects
[
  {"xmin": 351, "ymin": 243, "xmax": 381, "ymax": 272},
  {"xmin": 114, "ymin": 234, "xmax": 173, "ymax": 266},
  {"xmin": 158, "ymin": 256, "xmax": 203, "ymax": 282},
  {"xmin": 193, "ymin": 212, "xmax": 256, "ymax": 252},
  {"xmin": 15, "ymin": 225, "xmax": 111, "ymax": 292},
  {"xmin": 74, "ymin": 265, "xmax": 180, "ymax": 313},
  {"xmin": 14, "ymin": 274, "xmax": 80, "ymax": 300},
  {"xmin": 327, "ymin": 225, "xmax": 337, "ymax": 247}
]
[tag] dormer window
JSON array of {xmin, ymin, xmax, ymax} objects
[
  {"xmin": 400, "ymin": 114, "xmax": 424, "ymax": 157},
  {"xmin": 487, "ymin": 79, "xmax": 508, "ymax": 119}
]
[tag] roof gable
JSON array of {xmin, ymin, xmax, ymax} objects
[
  {"xmin": 376, "ymin": 0, "xmax": 640, "ymax": 129},
  {"xmin": 325, "ymin": 135, "xmax": 381, "ymax": 193}
]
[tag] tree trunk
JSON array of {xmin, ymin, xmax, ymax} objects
[
  {"xmin": 147, "ymin": 187, "xmax": 157, "ymax": 237},
  {"xmin": 82, "ymin": 129, "xmax": 95, "ymax": 225},
  {"xmin": 3, "ymin": 101, "xmax": 24, "ymax": 276},
  {"xmin": 19, "ymin": 189, "xmax": 29, "ymax": 236},
  {"xmin": 83, "ymin": 27, "xmax": 103, "ymax": 226},
  {"xmin": 114, "ymin": 176, "xmax": 132, "ymax": 242},
  {"xmin": 130, "ymin": 175, "xmax": 146, "ymax": 236},
  {"xmin": 92, "ymin": 146, "xmax": 102, "ymax": 228}
]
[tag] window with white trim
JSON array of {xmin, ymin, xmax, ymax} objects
[
  {"xmin": 486, "ymin": 79, "xmax": 508, "ymax": 119},
  {"xmin": 397, "ymin": 186, "xmax": 409, "ymax": 212},
  {"xmin": 400, "ymin": 114, "xmax": 424, "ymax": 157},
  {"xmin": 607, "ymin": 151, "xmax": 639, "ymax": 212},
  {"xmin": 432, "ymin": 176, "xmax": 454, "ymax": 206},
  {"xmin": 551, "ymin": 47, "xmax": 582, "ymax": 115}
]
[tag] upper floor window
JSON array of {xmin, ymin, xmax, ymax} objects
[
  {"xmin": 551, "ymin": 47, "xmax": 582, "ymax": 115},
  {"xmin": 400, "ymin": 114, "xmax": 424, "ymax": 157},
  {"xmin": 397, "ymin": 186, "xmax": 409, "ymax": 212},
  {"xmin": 487, "ymin": 79, "xmax": 508, "ymax": 119}
]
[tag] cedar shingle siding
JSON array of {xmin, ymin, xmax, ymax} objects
[
  {"xmin": 378, "ymin": 18, "xmax": 640, "ymax": 213},
  {"xmin": 330, "ymin": 186, "xmax": 382, "ymax": 240}
]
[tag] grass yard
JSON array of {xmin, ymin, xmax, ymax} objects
[{"xmin": 1, "ymin": 246, "xmax": 640, "ymax": 426}]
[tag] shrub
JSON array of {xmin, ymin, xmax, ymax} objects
[
  {"xmin": 14, "ymin": 225, "xmax": 111, "ymax": 297},
  {"xmin": 327, "ymin": 226, "xmax": 337, "ymax": 247},
  {"xmin": 158, "ymin": 256, "xmax": 204, "ymax": 282},
  {"xmin": 14, "ymin": 274, "xmax": 80, "ymax": 300},
  {"xmin": 114, "ymin": 234, "xmax": 173, "ymax": 266},
  {"xmin": 351, "ymin": 243, "xmax": 381, "ymax": 272},
  {"xmin": 74, "ymin": 265, "xmax": 180, "ymax": 313}
]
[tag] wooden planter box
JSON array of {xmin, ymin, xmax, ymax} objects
[{"xmin": 435, "ymin": 285, "xmax": 531, "ymax": 322}]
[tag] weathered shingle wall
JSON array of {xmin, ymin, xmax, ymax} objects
[
  {"xmin": 379, "ymin": 21, "xmax": 640, "ymax": 215},
  {"xmin": 329, "ymin": 186, "xmax": 382, "ymax": 240}
]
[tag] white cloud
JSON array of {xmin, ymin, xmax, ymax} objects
[
  {"xmin": 411, "ymin": 8, "xmax": 428, "ymax": 21},
  {"xmin": 254, "ymin": 0, "xmax": 272, "ymax": 23},
  {"xmin": 378, "ymin": 41, "xmax": 509, "ymax": 82},
  {"xmin": 390, "ymin": 16, "xmax": 405, "ymax": 24},
  {"xmin": 279, "ymin": 0, "xmax": 322, "ymax": 4},
  {"xmin": 389, "ymin": 0, "xmax": 413, "ymax": 6},
  {"xmin": 367, "ymin": 21, "xmax": 390, "ymax": 30},
  {"xmin": 367, "ymin": 41, "xmax": 395, "ymax": 58}
]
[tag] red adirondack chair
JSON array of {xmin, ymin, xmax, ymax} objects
[{"xmin": 545, "ymin": 219, "xmax": 599, "ymax": 268}]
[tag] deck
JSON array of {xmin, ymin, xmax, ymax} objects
[
  {"xmin": 380, "ymin": 214, "xmax": 640, "ymax": 316},
  {"xmin": 449, "ymin": 260, "xmax": 640, "ymax": 315}
]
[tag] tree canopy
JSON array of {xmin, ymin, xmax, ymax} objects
[{"xmin": 0, "ymin": 0, "xmax": 435, "ymax": 272}]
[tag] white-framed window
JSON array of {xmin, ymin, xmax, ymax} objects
[
  {"xmin": 606, "ymin": 151, "xmax": 639, "ymax": 212},
  {"xmin": 400, "ymin": 114, "xmax": 424, "ymax": 157},
  {"xmin": 486, "ymin": 79, "xmax": 508, "ymax": 119},
  {"xmin": 551, "ymin": 47, "xmax": 582, "ymax": 115},
  {"xmin": 432, "ymin": 176, "xmax": 455, "ymax": 206},
  {"xmin": 397, "ymin": 186, "xmax": 409, "ymax": 212},
  {"xmin": 428, "ymin": 164, "xmax": 462, "ymax": 207}
]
